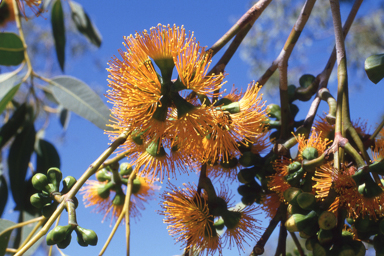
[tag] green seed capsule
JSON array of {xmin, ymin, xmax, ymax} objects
[
  {"xmin": 96, "ymin": 182, "xmax": 114, "ymax": 199},
  {"xmin": 296, "ymin": 192, "xmax": 316, "ymax": 210},
  {"xmin": 32, "ymin": 173, "xmax": 49, "ymax": 191},
  {"xmin": 283, "ymin": 187, "xmax": 303, "ymax": 206},
  {"xmin": 30, "ymin": 193, "xmax": 51, "ymax": 209},
  {"xmin": 61, "ymin": 176, "xmax": 77, "ymax": 194},
  {"xmin": 285, "ymin": 210, "xmax": 318, "ymax": 232},
  {"xmin": 47, "ymin": 225, "xmax": 72, "ymax": 245},
  {"xmin": 317, "ymin": 229, "xmax": 333, "ymax": 245},
  {"xmin": 57, "ymin": 233, "xmax": 72, "ymax": 249},
  {"xmin": 288, "ymin": 161, "xmax": 302, "ymax": 174},
  {"xmin": 302, "ymin": 147, "xmax": 318, "ymax": 160},
  {"xmin": 76, "ymin": 226, "xmax": 98, "ymax": 246},
  {"xmin": 213, "ymin": 218, "xmax": 225, "ymax": 231},
  {"xmin": 318, "ymin": 211, "xmax": 337, "ymax": 230},
  {"xmin": 119, "ymin": 163, "xmax": 133, "ymax": 176},
  {"xmin": 47, "ymin": 168, "xmax": 62, "ymax": 192}
]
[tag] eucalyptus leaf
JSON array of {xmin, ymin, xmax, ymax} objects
[
  {"xmin": 0, "ymin": 83, "xmax": 21, "ymax": 115},
  {"xmin": 35, "ymin": 139, "xmax": 61, "ymax": 174},
  {"xmin": 50, "ymin": 76, "xmax": 111, "ymax": 130},
  {"xmin": 0, "ymin": 33, "xmax": 24, "ymax": 66},
  {"xmin": 59, "ymin": 107, "xmax": 70, "ymax": 130},
  {"xmin": 19, "ymin": 211, "xmax": 43, "ymax": 256},
  {"xmin": 0, "ymin": 219, "xmax": 16, "ymax": 256},
  {"xmin": 69, "ymin": 1, "xmax": 102, "ymax": 47},
  {"xmin": 0, "ymin": 103, "xmax": 27, "ymax": 149},
  {"xmin": 8, "ymin": 123, "xmax": 36, "ymax": 208},
  {"xmin": 51, "ymin": 0, "xmax": 66, "ymax": 71},
  {"xmin": 0, "ymin": 176, "xmax": 7, "ymax": 218}
]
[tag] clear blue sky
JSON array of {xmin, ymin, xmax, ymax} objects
[{"xmin": 3, "ymin": 0, "xmax": 384, "ymax": 255}]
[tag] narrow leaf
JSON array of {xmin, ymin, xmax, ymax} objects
[
  {"xmin": 0, "ymin": 103, "xmax": 27, "ymax": 149},
  {"xmin": 0, "ymin": 83, "xmax": 21, "ymax": 115},
  {"xmin": 8, "ymin": 123, "xmax": 36, "ymax": 208},
  {"xmin": 59, "ymin": 107, "xmax": 70, "ymax": 130},
  {"xmin": 50, "ymin": 76, "xmax": 111, "ymax": 130},
  {"xmin": 35, "ymin": 139, "xmax": 61, "ymax": 174},
  {"xmin": 0, "ymin": 33, "xmax": 24, "ymax": 66},
  {"xmin": 69, "ymin": 1, "xmax": 102, "ymax": 47},
  {"xmin": 0, "ymin": 219, "xmax": 16, "ymax": 256},
  {"xmin": 51, "ymin": 0, "xmax": 66, "ymax": 71},
  {"xmin": 0, "ymin": 176, "xmax": 8, "ymax": 218}
]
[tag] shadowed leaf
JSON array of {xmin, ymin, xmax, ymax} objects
[
  {"xmin": 51, "ymin": 0, "xmax": 66, "ymax": 71},
  {"xmin": 0, "ymin": 219, "xmax": 16, "ymax": 256},
  {"xmin": 0, "ymin": 33, "xmax": 24, "ymax": 66}
]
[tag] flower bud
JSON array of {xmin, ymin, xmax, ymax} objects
[
  {"xmin": 365, "ymin": 53, "xmax": 384, "ymax": 84},
  {"xmin": 76, "ymin": 226, "xmax": 98, "ymax": 246},
  {"xmin": 296, "ymin": 192, "xmax": 316, "ymax": 211},
  {"xmin": 287, "ymin": 204, "xmax": 309, "ymax": 216},
  {"xmin": 131, "ymin": 178, "xmax": 141, "ymax": 194},
  {"xmin": 42, "ymin": 202, "xmax": 58, "ymax": 218},
  {"xmin": 285, "ymin": 167, "xmax": 305, "ymax": 187},
  {"xmin": 239, "ymin": 151, "xmax": 258, "ymax": 167},
  {"xmin": 283, "ymin": 187, "xmax": 303, "ymax": 206},
  {"xmin": 61, "ymin": 176, "xmax": 77, "ymax": 194},
  {"xmin": 57, "ymin": 232, "xmax": 72, "ymax": 249},
  {"xmin": 317, "ymin": 229, "xmax": 333, "ymax": 245},
  {"xmin": 214, "ymin": 98, "xmax": 233, "ymax": 107},
  {"xmin": 46, "ymin": 225, "xmax": 73, "ymax": 245},
  {"xmin": 285, "ymin": 210, "xmax": 318, "ymax": 232},
  {"xmin": 213, "ymin": 218, "xmax": 225, "ymax": 231},
  {"xmin": 96, "ymin": 168, "xmax": 112, "ymax": 182},
  {"xmin": 266, "ymin": 104, "xmax": 281, "ymax": 120},
  {"xmin": 30, "ymin": 193, "xmax": 51, "ymax": 209},
  {"xmin": 112, "ymin": 191, "xmax": 125, "ymax": 206},
  {"xmin": 97, "ymin": 182, "xmax": 115, "ymax": 199},
  {"xmin": 302, "ymin": 147, "xmax": 318, "ymax": 160},
  {"xmin": 288, "ymin": 161, "xmax": 301, "ymax": 174},
  {"xmin": 237, "ymin": 167, "xmax": 257, "ymax": 184},
  {"xmin": 47, "ymin": 168, "xmax": 62, "ymax": 192},
  {"xmin": 119, "ymin": 162, "xmax": 133, "ymax": 176},
  {"xmin": 32, "ymin": 173, "xmax": 49, "ymax": 191},
  {"xmin": 318, "ymin": 211, "xmax": 337, "ymax": 230}
]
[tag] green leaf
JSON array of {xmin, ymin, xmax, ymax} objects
[
  {"xmin": 59, "ymin": 107, "xmax": 70, "ymax": 130},
  {"xmin": 0, "ymin": 219, "xmax": 16, "ymax": 256},
  {"xmin": 365, "ymin": 53, "xmax": 384, "ymax": 84},
  {"xmin": 35, "ymin": 139, "xmax": 61, "ymax": 174},
  {"xmin": 0, "ymin": 103, "xmax": 27, "ymax": 149},
  {"xmin": 8, "ymin": 123, "xmax": 36, "ymax": 208},
  {"xmin": 0, "ymin": 83, "xmax": 21, "ymax": 115},
  {"xmin": 50, "ymin": 76, "xmax": 111, "ymax": 130},
  {"xmin": 69, "ymin": 1, "xmax": 102, "ymax": 47},
  {"xmin": 0, "ymin": 33, "xmax": 24, "ymax": 66},
  {"xmin": 51, "ymin": 0, "xmax": 66, "ymax": 72},
  {"xmin": 19, "ymin": 211, "xmax": 43, "ymax": 256},
  {"xmin": 0, "ymin": 175, "xmax": 8, "ymax": 218}
]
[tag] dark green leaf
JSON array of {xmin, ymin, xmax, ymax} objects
[
  {"xmin": 0, "ymin": 103, "xmax": 27, "ymax": 149},
  {"xmin": 43, "ymin": 89, "xmax": 59, "ymax": 105},
  {"xmin": 0, "ymin": 176, "xmax": 8, "ymax": 218},
  {"xmin": 365, "ymin": 53, "xmax": 384, "ymax": 84},
  {"xmin": 8, "ymin": 123, "xmax": 36, "ymax": 208},
  {"xmin": 0, "ymin": 219, "xmax": 16, "ymax": 256},
  {"xmin": 51, "ymin": 0, "xmax": 66, "ymax": 72},
  {"xmin": 50, "ymin": 76, "xmax": 111, "ymax": 130},
  {"xmin": 12, "ymin": 212, "xmax": 22, "ymax": 249},
  {"xmin": 69, "ymin": 1, "xmax": 102, "ymax": 47},
  {"xmin": 0, "ymin": 33, "xmax": 24, "ymax": 66},
  {"xmin": 59, "ymin": 107, "xmax": 70, "ymax": 130},
  {"xmin": 19, "ymin": 211, "xmax": 43, "ymax": 256},
  {"xmin": 35, "ymin": 139, "xmax": 61, "ymax": 174},
  {"xmin": 0, "ymin": 83, "xmax": 21, "ymax": 115}
]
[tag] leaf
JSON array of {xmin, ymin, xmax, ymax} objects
[
  {"xmin": 365, "ymin": 53, "xmax": 384, "ymax": 84},
  {"xmin": 69, "ymin": 1, "xmax": 102, "ymax": 47},
  {"xmin": 35, "ymin": 139, "xmax": 61, "ymax": 174},
  {"xmin": 0, "ymin": 104, "xmax": 27, "ymax": 149},
  {"xmin": 17, "ymin": 212, "xmax": 42, "ymax": 256},
  {"xmin": 0, "ymin": 33, "xmax": 24, "ymax": 66},
  {"xmin": 59, "ymin": 106, "xmax": 70, "ymax": 130},
  {"xmin": 0, "ymin": 83, "xmax": 21, "ymax": 115},
  {"xmin": 0, "ymin": 176, "xmax": 8, "ymax": 218},
  {"xmin": 51, "ymin": 0, "xmax": 66, "ymax": 72},
  {"xmin": 8, "ymin": 123, "xmax": 36, "ymax": 208},
  {"xmin": 0, "ymin": 219, "xmax": 16, "ymax": 256},
  {"xmin": 50, "ymin": 76, "xmax": 111, "ymax": 130}
]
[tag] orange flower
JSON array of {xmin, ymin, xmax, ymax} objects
[
  {"xmin": 268, "ymin": 156, "xmax": 292, "ymax": 201},
  {"xmin": 295, "ymin": 129, "xmax": 331, "ymax": 161},
  {"xmin": 17, "ymin": 0, "xmax": 42, "ymax": 18}
]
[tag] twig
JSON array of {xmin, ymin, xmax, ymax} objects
[
  {"xmin": 274, "ymin": 208, "xmax": 287, "ymax": 256},
  {"xmin": 125, "ymin": 169, "xmax": 137, "ymax": 256},
  {"xmin": 0, "ymin": 216, "xmax": 45, "ymax": 238},
  {"xmin": 290, "ymin": 232, "xmax": 305, "ymax": 256}
]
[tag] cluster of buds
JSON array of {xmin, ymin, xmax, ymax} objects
[{"xmin": 30, "ymin": 167, "xmax": 98, "ymax": 249}]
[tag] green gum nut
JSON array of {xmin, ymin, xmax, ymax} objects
[
  {"xmin": 285, "ymin": 210, "xmax": 318, "ymax": 232},
  {"xmin": 46, "ymin": 225, "xmax": 73, "ymax": 245},
  {"xmin": 222, "ymin": 210, "xmax": 241, "ymax": 230},
  {"xmin": 220, "ymin": 157, "xmax": 238, "ymax": 169},
  {"xmin": 288, "ymin": 161, "xmax": 302, "ymax": 174},
  {"xmin": 341, "ymin": 230, "xmax": 354, "ymax": 244},
  {"xmin": 112, "ymin": 191, "xmax": 125, "ymax": 206},
  {"xmin": 57, "ymin": 232, "xmax": 72, "ymax": 249},
  {"xmin": 305, "ymin": 236, "xmax": 317, "ymax": 251},
  {"xmin": 318, "ymin": 211, "xmax": 337, "ymax": 230},
  {"xmin": 214, "ymin": 98, "xmax": 233, "ymax": 107},
  {"xmin": 146, "ymin": 139, "xmax": 166, "ymax": 158},
  {"xmin": 237, "ymin": 182, "xmax": 262, "ymax": 197},
  {"xmin": 317, "ymin": 229, "xmax": 333, "ymax": 245},
  {"xmin": 302, "ymin": 147, "xmax": 318, "ymax": 160},
  {"xmin": 131, "ymin": 178, "xmax": 141, "ymax": 194},
  {"xmin": 213, "ymin": 218, "xmax": 225, "ymax": 231},
  {"xmin": 365, "ymin": 53, "xmax": 384, "ymax": 84},
  {"xmin": 47, "ymin": 167, "xmax": 62, "ymax": 192},
  {"xmin": 297, "ymin": 192, "xmax": 316, "ymax": 210},
  {"xmin": 239, "ymin": 151, "xmax": 258, "ymax": 167},
  {"xmin": 283, "ymin": 187, "xmax": 303, "ymax": 206},
  {"xmin": 96, "ymin": 168, "xmax": 112, "ymax": 182},
  {"xmin": 97, "ymin": 182, "xmax": 115, "ymax": 199},
  {"xmin": 119, "ymin": 163, "xmax": 133, "ymax": 176},
  {"xmin": 217, "ymin": 102, "xmax": 240, "ymax": 114},
  {"xmin": 30, "ymin": 193, "xmax": 51, "ymax": 209},
  {"xmin": 266, "ymin": 104, "xmax": 281, "ymax": 120},
  {"xmin": 237, "ymin": 167, "xmax": 257, "ymax": 184},
  {"xmin": 32, "ymin": 173, "xmax": 49, "ymax": 191},
  {"xmin": 209, "ymin": 197, "xmax": 228, "ymax": 217},
  {"xmin": 358, "ymin": 176, "xmax": 383, "ymax": 198},
  {"xmin": 287, "ymin": 204, "xmax": 309, "ymax": 216},
  {"xmin": 76, "ymin": 226, "xmax": 98, "ymax": 246},
  {"xmin": 61, "ymin": 176, "xmax": 77, "ymax": 194},
  {"xmin": 299, "ymin": 74, "xmax": 315, "ymax": 88},
  {"xmin": 131, "ymin": 129, "xmax": 146, "ymax": 145}
]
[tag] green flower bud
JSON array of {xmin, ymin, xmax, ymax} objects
[
  {"xmin": 209, "ymin": 197, "xmax": 228, "ymax": 217},
  {"xmin": 354, "ymin": 216, "xmax": 375, "ymax": 232},
  {"xmin": 32, "ymin": 173, "xmax": 49, "ymax": 191},
  {"xmin": 220, "ymin": 157, "xmax": 238, "ymax": 169},
  {"xmin": 318, "ymin": 211, "xmax": 337, "ymax": 230},
  {"xmin": 283, "ymin": 187, "xmax": 303, "ymax": 206},
  {"xmin": 30, "ymin": 193, "xmax": 51, "ymax": 209},
  {"xmin": 96, "ymin": 168, "xmax": 112, "ymax": 182},
  {"xmin": 61, "ymin": 176, "xmax": 77, "ymax": 194},
  {"xmin": 239, "ymin": 151, "xmax": 258, "ymax": 167},
  {"xmin": 57, "ymin": 232, "xmax": 72, "ymax": 249},
  {"xmin": 241, "ymin": 195, "xmax": 256, "ymax": 206},
  {"xmin": 237, "ymin": 167, "xmax": 257, "ymax": 184},
  {"xmin": 299, "ymin": 74, "xmax": 315, "ymax": 88},
  {"xmin": 302, "ymin": 147, "xmax": 318, "ymax": 160},
  {"xmin": 358, "ymin": 176, "xmax": 383, "ymax": 198},
  {"xmin": 119, "ymin": 163, "xmax": 133, "ymax": 176},
  {"xmin": 46, "ymin": 225, "xmax": 73, "ymax": 245},
  {"xmin": 47, "ymin": 168, "xmax": 62, "ymax": 192},
  {"xmin": 213, "ymin": 218, "xmax": 225, "ymax": 231},
  {"xmin": 112, "ymin": 191, "xmax": 125, "ymax": 206},
  {"xmin": 146, "ymin": 139, "xmax": 166, "ymax": 157},
  {"xmin": 237, "ymin": 182, "xmax": 262, "ymax": 197},
  {"xmin": 222, "ymin": 210, "xmax": 241, "ymax": 230},
  {"xmin": 287, "ymin": 204, "xmax": 309, "ymax": 216},
  {"xmin": 214, "ymin": 98, "xmax": 233, "ymax": 107},
  {"xmin": 297, "ymin": 192, "xmax": 316, "ymax": 211},
  {"xmin": 266, "ymin": 104, "xmax": 281, "ymax": 120},
  {"xmin": 132, "ymin": 178, "xmax": 141, "ymax": 194},
  {"xmin": 217, "ymin": 102, "xmax": 240, "ymax": 114},
  {"xmin": 97, "ymin": 182, "xmax": 115, "ymax": 199},
  {"xmin": 76, "ymin": 226, "xmax": 98, "ymax": 246},
  {"xmin": 305, "ymin": 236, "xmax": 317, "ymax": 251},
  {"xmin": 285, "ymin": 210, "xmax": 318, "ymax": 232},
  {"xmin": 288, "ymin": 161, "xmax": 302, "ymax": 174},
  {"xmin": 317, "ymin": 229, "xmax": 333, "ymax": 245}
]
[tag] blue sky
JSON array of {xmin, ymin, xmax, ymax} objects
[{"xmin": 3, "ymin": 0, "xmax": 384, "ymax": 255}]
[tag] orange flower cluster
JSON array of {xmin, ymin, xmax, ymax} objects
[{"xmin": 107, "ymin": 24, "xmax": 268, "ymax": 181}]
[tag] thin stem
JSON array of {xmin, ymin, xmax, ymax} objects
[
  {"xmin": 289, "ymin": 232, "xmax": 305, "ymax": 256},
  {"xmin": 18, "ymin": 218, "xmax": 46, "ymax": 249},
  {"xmin": 370, "ymin": 118, "xmax": 384, "ymax": 141},
  {"xmin": 5, "ymin": 248, "xmax": 18, "ymax": 253},
  {"xmin": 125, "ymin": 169, "xmax": 137, "ymax": 256},
  {"xmin": 15, "ymin": 130, "xmax": 130, "ymax": 256},
  {"xmin": 197, "ymin": 164, "xmax": 207, "ymax": 194},
  {"xmin": 99, "ymin": 208, "xmax": 127, "ymax": 255},
  {"xmin": 274, "ymin": 211, "xmax": 287, "ymax": 256},
  {"xmin": 0, "ymin": 216, "xmax": 45, "ymax": 238},
  {"xmin": 208, "ymin": 0, "xmax": 272, "ymax": 56}
]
